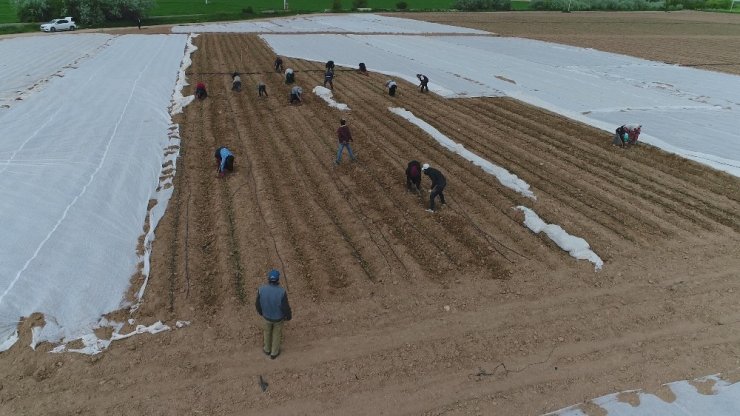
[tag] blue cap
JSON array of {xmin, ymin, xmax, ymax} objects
[{"xmin": 268, "ymin": 269, "xmax": 280, "ymax": 282}]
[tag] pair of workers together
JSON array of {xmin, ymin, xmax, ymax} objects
[{"xmin": 406, "ymin": 161, "xmax": 446, "ymax": 212}]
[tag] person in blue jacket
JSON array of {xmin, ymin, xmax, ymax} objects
[
  {"xmin": 255, "ymin": 269, "xmax": 292, "ymax": 359},
  {"xmin": 214, "ymin": 146, "xmax": 235, "ymax": 177}
]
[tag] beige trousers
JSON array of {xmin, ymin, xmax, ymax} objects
[{"xmin": 263, "ymin": 320, "xmax": 284, "ymax": 356}]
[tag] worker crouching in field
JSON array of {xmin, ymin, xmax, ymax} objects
[
  {"xmin": 290, "ymin": 86, "xmax": 303, "ymax": 105},
  {"xmin": 255, "ymin": 269, "xmax": 292, "ymax": 360},
  {"xmin": 612, "ymin": 124, "xmax": 642, "ymax": 148},
  {"xmin": 231, "ymin": 72, "xmax": 242, "ymax": 92},
  {"xmin": 358, "ymin": 62, "xmax": 368, "ymax": 76},
  {"xmin": 195, "ymin": 82, "xmax": 207, "ymax": 100},
  {"xmin": 274, "ymin": 56, "xmax": 284, "ymax": 73},
  {"xmin": 406, "ymin": 160, "xmax": 422, "ymax": 193},
  {"xmin": 422, "ymin": 163, "xmax": 446, "ymax": 212},
  {"xmin": 258, "ymin": 81, "xmax": 268, "ymax": 97},
  {"xmin": 385, "ymin": 80, "xmax": 397, "ymax": 96},
  {"xmin": 285, "ymin": 68, "xmax": 295, "ymax": 84},
  {"xmin": 214, "ymin": 146, "xmax": 235, "ymax": 177}
]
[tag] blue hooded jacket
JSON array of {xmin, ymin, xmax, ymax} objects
[{"xmin": 218, "ymin": 147, "xmax": 233, "ymax": 173}]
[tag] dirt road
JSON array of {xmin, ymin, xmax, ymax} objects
[{"xmin": 1, "ymin": 13, "xmax": 740, "ymax": 416}]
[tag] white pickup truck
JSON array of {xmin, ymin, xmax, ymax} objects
[{"xmin": 40, "ymin": 17, "xmax": 76, "ymax": 32}]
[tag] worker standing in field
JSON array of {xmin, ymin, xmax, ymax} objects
[
  {"xmin": 335, "ymin": 118, "xmax": 356, "ymax": 165},
  {"xmin": 255, "ymin": 269, "xmax": 292, "ymax": 360},
  {"xmin": 417, "ymin": 74, "xmax": 429, "ymax": 93},
  {"xmin": 385, "ymin": 80, "xmax": 397, "ymax": 97},
  {"xmin": 274, "ymin": 56, "xmax": 284, "ymax": 73},
  {"xmin": 326, "ymin": 60, "xmax": 335, "ymax": 72},
  {"xmin": 422, "ymin": 163, "xmax": 446, "ymax": 212},
  {"xmin": 214, "ymin": 146, "xmax": 235, "ymax": 177},
  {"xmin": 324, "ymin": 68, "xmax": 334, "ymax": 90}
]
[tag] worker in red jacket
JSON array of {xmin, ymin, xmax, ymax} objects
[
  {"xmin": 195, "ymin": 82, "xmax": 207, "ymax": 99},
  {"xmin": 406, "ymin": 160, "xmax": 422, "ymax": 193},
  {"xmin": 335, "ymin": 119, "xmax": 356, "ymax": 165}
]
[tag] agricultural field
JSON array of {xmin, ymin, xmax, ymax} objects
[
  {"xmin": 151, "ymin": 0, "xmax": 454, "ymax": 16},
  {"xmin": 1, "ymin": 11, "xmax": 739, "ymax": 416},
  {"xmin": 0, "ymin": 1, "xmax": 17, "ymax": 24}
]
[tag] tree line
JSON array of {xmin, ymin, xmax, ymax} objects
[{"xmin": 14, "ymin": 0, "xmax": 154, "ymax": 24}]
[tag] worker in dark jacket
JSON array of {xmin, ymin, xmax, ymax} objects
[
  {"xmin": 358, "ymin": 62, "xmax": 368, "ymax": 76},
  {"xmin": 335, "ymin": 119, "xmax": 356, "ymax": 164},
  {"xmin": 385, "ymin": 80, "xmax": 397, "ymax": 97},
  {"xmin": 195, "ymin": 82, "xmax": 207, "ymax": 99},
  {"xmin": 325, "ymin": 60, "xmax": 335, "ymax": 72},
  {"xmin": 323, "ymin": 69, "xmax": 334, "ymax": 90},
  {"xmin": 274, "ymin": 56, "xmax": 284, "ymax": 73},
  {"xmin": 231, "ymin": 72, "xmax": 242, "ymax": 92},
  {"xmin": 417, "ymin": 74, "xmax": 429, "ymax": 93},
  {"xmin": 214, "ymin": 146, "xmax": 235, "ymax": 177},
  {"xmin": 422, "ymin": 163, "xmax": 446, "ymax": 212},
  {"xmin": 258, "ymin": 81, "xmax": 268, "ymax": 97},
  {"xmin": 406, "ymin": 160, "xmax": 422, "ymax": 193},
  {"xmin": 255, "ymin": 269, "xmax": 292, "ymax": 359},
  {"xmin": 285, "ymin": 68, "xmax": 295, "ymax": 84}
]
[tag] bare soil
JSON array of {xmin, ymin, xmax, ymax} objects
[{"xmin": 2, "ymin": 12, "xmax": 740, "ymax": 416}]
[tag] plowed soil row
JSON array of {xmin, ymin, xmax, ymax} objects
[{"xmin": 2, "ymin": 31, "xmax": 740, "ymax": 416}]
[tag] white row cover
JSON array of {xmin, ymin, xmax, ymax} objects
[{"xmin": 0, "ymin": 34, "xmax": 188, "ymax": 351}]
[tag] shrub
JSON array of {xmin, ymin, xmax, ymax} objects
[
  {"xmin": 530, "ymin": 0, "xmax": 673, "ymax": 10},
  {"xmin": 453, "ymin": 0, "xmax": 488, "ymax": 10},
  {"xmin": 452, "ymin": 0, "xmax": 511, "ymax": 9},
  {"xmin": 16, "ymin": 0, "xmax": 155, "ymax": 24},
  {"xmin": 704, "ymin": 0, "xmax": 730, "ymax": 8},
  {"xmin": 331, "ymin": 0, "xmax": 342, "ymax": 11},
  {"xmin": 396, "ymin": 1, "xmax": 408, "ymax": 9},
  {"xmin": 242, "ymin": 6, "xmax": 254, "ymax": 14},
  {"xmin": 352, "ymin": 0, "xmax": 368, "ymax": 8},
  {"xmin": 15, "ymin": 0, "xmax": 54, "ymax": 22},
  {"xmin": 528, "ymin": 0, "xmax": 552, "ymax": 10}
]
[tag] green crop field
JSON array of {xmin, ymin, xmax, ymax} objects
[
  {"xmin": 150, "ymin": 0, "xmax": 454, "ymax": 16},
  {"xmin": 0, "ymin": 1, "xmax": 18, "ymax": 24}
]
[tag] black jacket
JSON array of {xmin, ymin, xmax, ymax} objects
[{"xmin": 424, "ymin": 167, "xmax": 446, "ymax": 189}]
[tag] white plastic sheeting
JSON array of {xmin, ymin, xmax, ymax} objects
[
  {"xmin": 0, "ymin": 34, "xmax": 188, "ymax": 352},
  {"xmin": 517, "ymin": 206, "xmax": 603, "ymax": 270},
  {"xmin": 313, "ymin": 85, "xmax": 350, "ymax": 111},
  {"xmin": 0, "ymin": 34, "xmax": 114, "ymax": 108},
  {"xmin": 545, "ymin": 374, "xmax": 740, "ymax": 416},
  {"xmin": 172, "ymin": 14, "xmax": 486, "ymax": 34}
]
